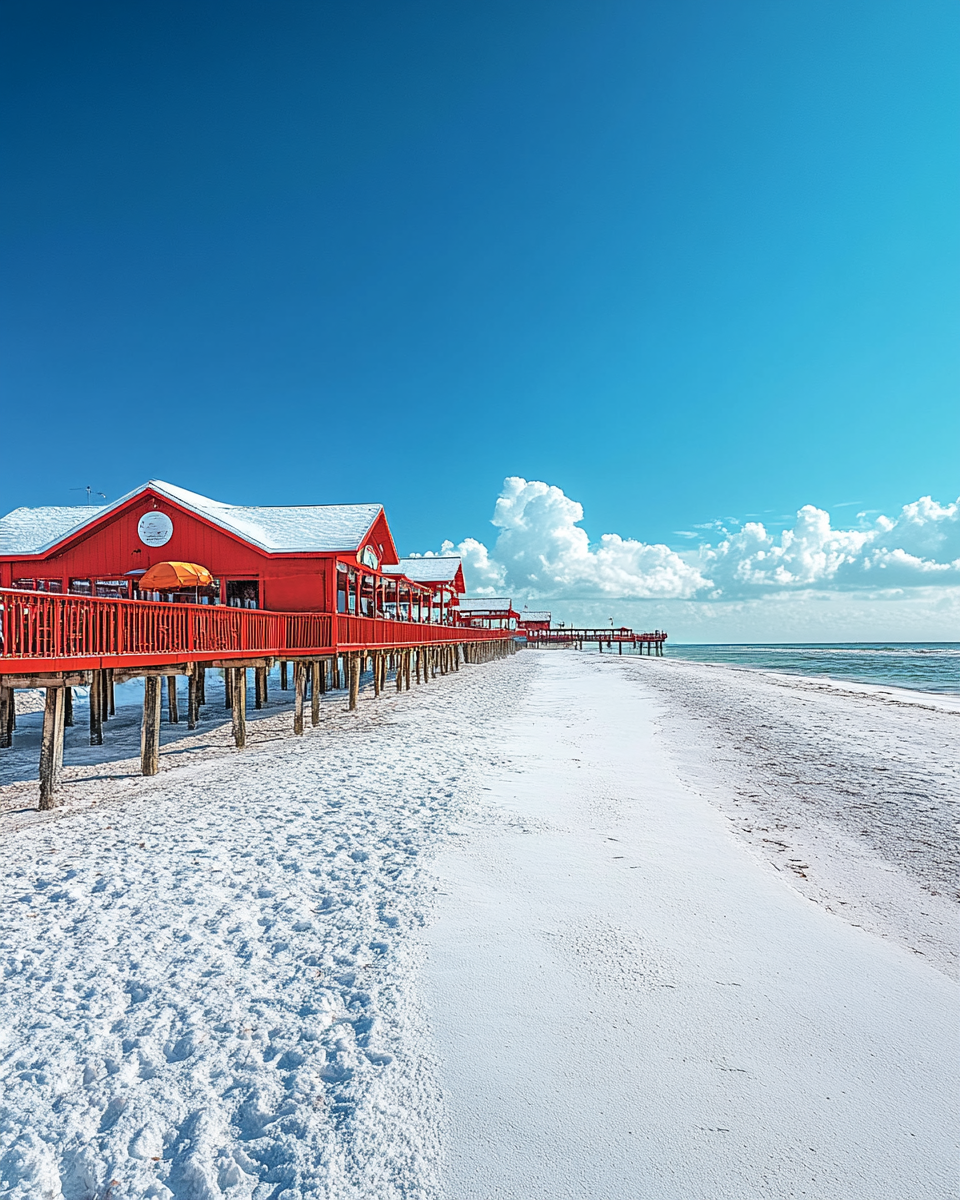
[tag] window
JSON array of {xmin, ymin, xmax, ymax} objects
[
  {"xmin": 226, "ymin": 580, "xmax": 259, "ymax": 609},
  {"xmin": 96, "ymin": 579, "xmax": 130, "ymax": 599},
  {"xmin": 69, "ymin": 579, "xmax": 92, "ymax": 595},
  {"xmin": 15, "ymin": 578, "xmax": 64, "ymax": 593},
  {"xmin": 383, "ymin": 578, "xmax": 398, "ymax": 619},
  {"xmin": 359, "ymin": 573, "xmax": 375, "ymax": 617}
]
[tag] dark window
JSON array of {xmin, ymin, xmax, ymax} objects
[{"xmin": 226, "ymin": 580, "xmax": 259, "ymax": 609}]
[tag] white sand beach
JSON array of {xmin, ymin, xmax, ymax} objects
[{"xmin": 0, "ymin": 650, "xmax": 956, "ymax": 1198}]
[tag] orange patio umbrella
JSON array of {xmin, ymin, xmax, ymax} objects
[{"xmin": 138, "ymin": 561, "xmax": 214, "ymax": 590}]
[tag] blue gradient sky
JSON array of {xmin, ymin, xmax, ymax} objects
[{"xmin": 2, "ymin": 1, "xmax": 958, "ymax": 569}]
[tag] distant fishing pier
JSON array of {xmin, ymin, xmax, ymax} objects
[{"xmin": 523, "ymin": 626, "xmax": 666, "ymax": 654}]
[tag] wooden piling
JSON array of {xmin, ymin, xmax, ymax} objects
[
  {"xmin": 255, "ymin": 664, "xmax": 268, "ymax": 709},
  {"xmin": 107, "ymin": 669, "xmax": 116, "ymax": 716},
  {"xmin": 141, "ymin": 676, "xmax": 162, "ymax": 777},
  {"xmin": 89, "ymin": 669, "xmax": 104, "ymax": 746},
  {"xmin": 187, "ymin": 673, "xmax": 199, "ymax": 729},
  {"xmin": 0, "ymin": 686, "xmax": 13, "ymax": 748},
  {"xmin": 63, "ymin": 686, "xmax": 74, "ymax": 727},
  {"xmin": 311, "ymin": 661, "xmax": 321, "ymax": 725},
  {"xmin": 167, "ymin": 675, "xmax": 180, "ymax": 724},
  {"xmin": 280, "ymin": 660, "xmax": 288, "ymax": 690},
  {"xmin": 348, "ymin": 653, "xmax": 360, "ymax": 710},
  {"xmin": 0, "ymin": 686, "xmax": 12, "ymax": 748},
  {"xmin": 197, "ymin": 665, "xmax": 206, "ymax": 706},
  {"xmin": 224, "ymin": 667, "xmax": 233, "ymax": 709},
  {"xmin": 38, "ymin": 686, "xmax": 66, "ymax": 809},
  {"xmin": 293, "ymin": 662, "xmax": 306, "ymax": 735},
  {"xmin": 232, "ymin": 668, "xmax": 247, "ymax": 748}
]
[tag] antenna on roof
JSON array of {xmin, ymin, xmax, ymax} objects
[{"xmin": 71, "ymin": 486, "xmax": 107, "ymax": 505}]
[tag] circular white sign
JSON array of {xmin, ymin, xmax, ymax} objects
[{"xmin": 137, "ymin": 512, "xmax": 173, "ymax": 547}]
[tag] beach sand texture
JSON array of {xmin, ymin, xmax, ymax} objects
[{"xmin": 0, "ymin": 650, "xmax": 955, "ymax": 1198}]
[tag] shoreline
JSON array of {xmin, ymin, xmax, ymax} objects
[
  {"xmin": 657, "ymin": 642, "xmax": 960, "ymax": 706},
  {"xmin": 668, "ymin": 657, "xmax": 960, "ymax": 712},
  {"xmin": 614, "ymin": 653, "xmax": 959, "ymax": 979}
]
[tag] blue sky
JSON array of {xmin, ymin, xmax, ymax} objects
[{"xmin": 2, "ymin": 1, "xmax": 958, "ymax": 636}]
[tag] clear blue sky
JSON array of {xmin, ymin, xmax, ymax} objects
[{"xmin": 2, "ymin": 0, "xmax": 957, "ymax": 557}]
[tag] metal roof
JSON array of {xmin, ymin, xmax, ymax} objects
[
  {"xmin": 0, "ymin": 506, "xmax": 105, "ymax": 555},
  {"xmin": 0, "ymin": 480, "xmax": 384, "ymax": 556},
  {"xmin": 458, "ymin": 597, "xmax": 515, "ymax": 612},
  {"xmin": 384, "ymin": 556, "xmax": 463, "ymax": 584},
  {"xmin": 519, "ymin": 611, "xmax": 551, "ymax": 622}
]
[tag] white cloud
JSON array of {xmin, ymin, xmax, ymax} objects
[
  {"xmin": 423, "ymin": 478, "xmax": 960, "ymax": 607},
  {"xmin": 428, "ymin": 477, "xmax": 709, "ymax": 600},
  {"xmin": 701, "ymin": 497, "xmax": 960, "ymax": 593}
]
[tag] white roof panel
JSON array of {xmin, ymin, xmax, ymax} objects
[
  {"xmin": 519, "ymin": 611, "xmax": 551, "ymax": 622},
  {"xmin": 0, "ymin": 506, "xmax": 106, "ymax": 555},
  {"xmin": 387, "ymin": 556, "xmax": 463, "ymax": 584},
  {"xmin": 0, "ymin": 480, "xmax": 383, "ymax": 556},
  {"xmin": 458, "ymin": 597, "xmax": 515, "ymax": 612},
  {"xmin": 151, "ymin": 481, "xmax": 382, "ymax": 552}
]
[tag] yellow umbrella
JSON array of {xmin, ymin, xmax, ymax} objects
[{"xmin": 139, "ymin": 561, "xmax": 214, "ymax": 590}]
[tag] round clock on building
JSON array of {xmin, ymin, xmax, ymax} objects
[{"xmin": 137, "ymin": 512, "xmax": 174, "ymax": 547}]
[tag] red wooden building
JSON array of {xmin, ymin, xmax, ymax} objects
[
  {"xmin": 0, "ymin": 479, "xmax": 452, "ymax": 621},
  {"xmin": 455, "ymin": 597, "xmax": 520, "ymax": 631},
  {"xmin": 385, "ymin": 556, "xmax": 466, "ymax": 624},
  {"xmin": 0, "ymin": 482, "xmax": 524, "ymax": 807},
  {"xmin": 517, "ymin": 610, "xmax": 551, "ymax": 638}
]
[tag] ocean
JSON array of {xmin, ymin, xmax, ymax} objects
[{"xmin": 658, "ymin": 643, "xmax": 960, "ymax": 696}]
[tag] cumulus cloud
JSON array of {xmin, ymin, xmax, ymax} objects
[
  {"xmin": 418, "ymin": 478, "xmax": 960, "ymax": 604},
  {"xmin": 701, "ymin": 497, "xmax": 960, "ymax": 593},
  {"xmin": 423, "ymin": 478, "xmax": 709, "ymax": 600}
]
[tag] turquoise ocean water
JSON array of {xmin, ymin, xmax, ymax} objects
[{"xmin": 657, "ymin": 643, "xmax": 960, "ymax": 696}]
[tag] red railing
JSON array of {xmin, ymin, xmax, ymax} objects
[
  {"xmin": 337, "ymin": 614, "xmax": 505, "ymax": 649},
  {"xmin": 0, "ymin": 589, "xmax": 510, "ymax": 673}
]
